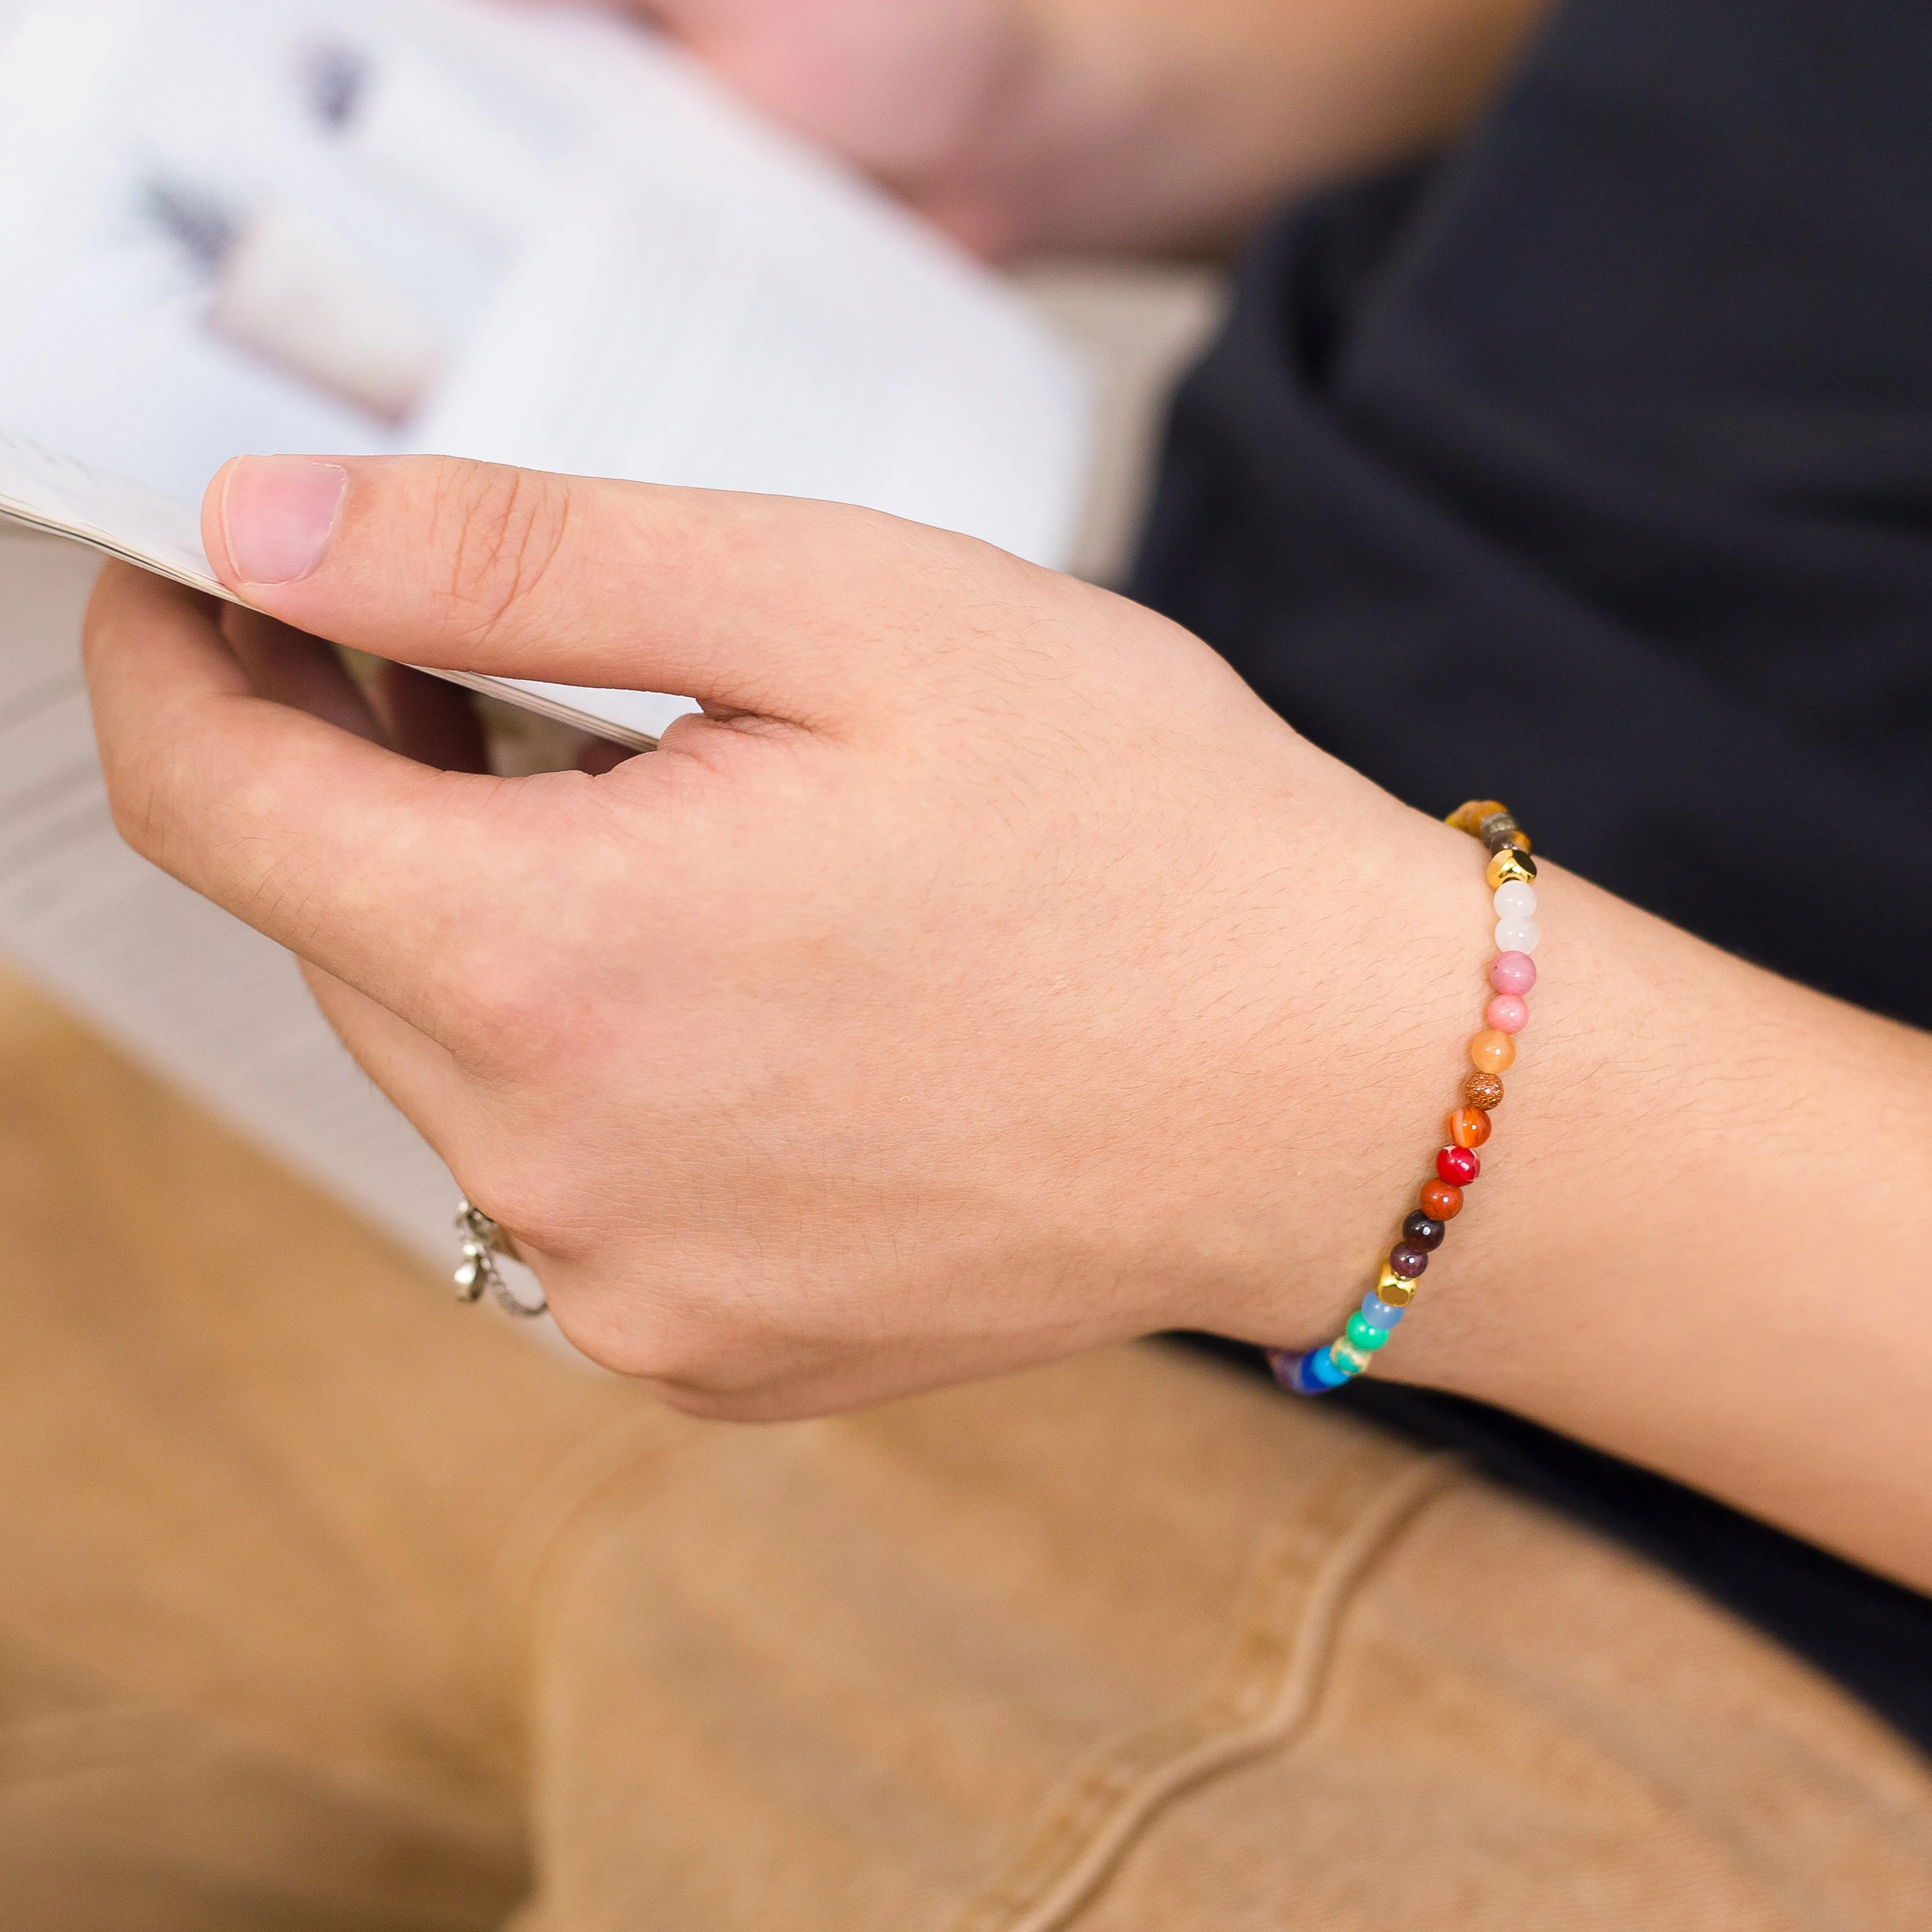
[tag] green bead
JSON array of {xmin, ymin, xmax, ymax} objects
[{"xmin": 1345, "ymin": 1312, "xmax": 1388, "ymax": 1352}]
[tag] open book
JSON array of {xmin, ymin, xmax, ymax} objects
[
  {"xmin": 0, "ymin": 0, "xmax": 1098, "ymax": 1303},
  {"xmin": 0, "ymin": 0, "xmax": 1094, "ymax": 747}
]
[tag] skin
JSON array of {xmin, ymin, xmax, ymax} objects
[
  {"xmin": 575, "ymin": 0, "xmax": 1557, "ymax": 255},
  {"xmin": 84, "ymin": 458, "xmax": 1932, "ymax": 1598}
]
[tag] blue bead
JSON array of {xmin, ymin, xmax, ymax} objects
[
  {"xmin": 1358, "ymin": 1292, "xmax": 1405, "ymax": 1331},
  {"xmin": 1308, "ymin": 1348, "xmax": 1351, "ymax": 1389},
  {"xmin": 1291, "ymin": 1352, "xmax": 1337, "ymax": 1396}
]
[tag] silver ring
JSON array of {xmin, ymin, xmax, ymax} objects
[{"xmin": 454, "ymin": 1199, "xmax": 548, "ymax": 1318}]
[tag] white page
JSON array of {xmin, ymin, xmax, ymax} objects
[
  {"xmin": 0, "ymin": 426, "xmax": 680, "ymax": 746},
  {"xmin": 0, "ymin": 0, "xmax": 1095, "ymax": 742},
  {"xmin": 0, "ymin": 529, "xmax": 534, "ymax": 1290}
]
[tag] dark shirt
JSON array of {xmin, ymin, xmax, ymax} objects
[{"xmin": 1133, "ymin": 0, "xmax": 1932, "ymax": 1748}]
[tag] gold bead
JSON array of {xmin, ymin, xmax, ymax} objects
[
  {"xmin": 1376, "ymin": 1264, "xmax": 1419, "ymax": 1306},
  {"xmin": 1486, "ymin": 845, "xmax": 1538, "ymax": 890},
  {"xmin": 1446, "ymin": 798, "xmax": 1506, "ymax": 836}
]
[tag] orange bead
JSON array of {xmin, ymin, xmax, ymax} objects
[
  {"xmin": 1450, "ymin": 1106, "xmax": 1492, "ymax": 1149},
  {"xmin": 1468, "ymin": 1028, "xmax": 1517, "ymax": 1076},
  {"xmin": 1421, "ymin": 1179, "xmax": 1464, "ymax": 1221}
]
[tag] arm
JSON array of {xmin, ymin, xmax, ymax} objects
[
  {"xmin": 82, "ymin": 454, "xmax": 1932, "ymax": 1596},
  {"xmin": 604, "ymin": 0, "xmax": 1556, "ymax": 254}
]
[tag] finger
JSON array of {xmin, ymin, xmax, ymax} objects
[
  {"xmin": 370, "ymin": 662, "xmax": 491, "ymax": 773},
  {"xmin": 299, "ymin": 962, "xmax": 479, "ymax": 1148},
  {"xmin": 219, "ymin": 604, "xmax": 384, "ymax": 743},
  {"xmin": 576, "ymin": 734, "xmax": 641, "ymax": 776},
  {"xmin": 199, "ymin": 453, "xmax": 1016, "ymax": 724},
  {"xmin": 83, "ymin": 563, "xmax": 550, "ymax": 1031}
]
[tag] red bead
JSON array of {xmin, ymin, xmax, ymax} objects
[
  {"xmin": 1420, "ymin": 1179, "xmax": 1464, "ymax": 1221},
  {"xmin": 1436, "ymin": 1144, "xmax": 1480, "ymax": 1186}
]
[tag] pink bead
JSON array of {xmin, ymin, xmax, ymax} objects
[
  {"xmin": 1486, "ymin": 992, "xmax": 1529, "ymax": 1035},
  {"xmin": 1490, "ymin": 951, "xmax": 1537, "ymax": 995}
]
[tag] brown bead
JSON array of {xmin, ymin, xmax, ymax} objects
[
  {"xmin": 1450, "ymin": 1106, "xmax": 1492, "ymax": 1149},
  {"xmin": 1465, "ymin": 1071, "xmax": 1505, "ymax": 1110},
  {"xmin": 1420, "ymin": 1179, "xmax": 1464, "ymax": 1221}
]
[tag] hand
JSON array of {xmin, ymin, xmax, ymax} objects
[
  {"xmin": 82, "ymin": 453, "xmax": 1483, "ymax": 1419},
  {"xmin": 80, "ymin": 457, "xmax": 1932, "ymax": 1592},
  {"xmin": 574, "ymin": 0, "xmax": 1555, "ymax": 256}
]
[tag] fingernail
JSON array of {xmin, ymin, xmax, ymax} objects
[{"xmin": 218, "ymin": 456, "xmax": 349, "ymax": 585}]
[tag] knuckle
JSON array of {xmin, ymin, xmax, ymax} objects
[
  {"xmin": 432, "ymin": 462, "xmax": 574, "ymax": 647},
  {"xmin": 455, "ymin": 1161, "xmax": 576, "ymax": 1261}
]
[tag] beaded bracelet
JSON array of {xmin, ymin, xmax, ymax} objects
[{"xmin": 1269, "ymin": 801, "xmax": 1539, "ymax": 1397}]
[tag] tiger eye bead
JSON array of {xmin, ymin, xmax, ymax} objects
[
  {"xmin": 1469, "ymin": 1029, "xmax": 1517, "ymax": 1076},
  {"xmin": 1420, "ymin": 1179, "xmax": 1464, "ymax": 1221},
  {"xmin": 1486, "ymin": 845, "xmax": 1538, "ymax": 890},
  {"xmin": 1465, "ymin": 1071, "xmax": 1505, "ymax": 1110},
  {"xmin": 1447, "ymin": 799, "xmax": 1507, "ymax": 835},
  {"xmin": 1450, "ymin": 1106, "xmax": 1492, "ymax": 1149}
]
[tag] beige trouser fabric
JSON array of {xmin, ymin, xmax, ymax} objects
[{"xmin": 6, "ymin": 970, "xmax": 1932, "ymax": 1931}]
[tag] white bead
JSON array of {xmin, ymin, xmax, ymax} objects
[
  {"xmin": 1495, "ymin": 918, "xmax": 1541, "ymax": 955},
  {"xmin": 1492, "ymin": 880, "xmax": 1537, "ymax": 922}
]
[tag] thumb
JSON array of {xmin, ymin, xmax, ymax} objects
[{"xmin": 201, "ymin": 454, "xmax": 984, "ymax": 725}]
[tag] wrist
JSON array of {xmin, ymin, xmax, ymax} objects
[{"xmin": 1148, "ymin": 764, "xmax": 1510, "ymax": 1351}]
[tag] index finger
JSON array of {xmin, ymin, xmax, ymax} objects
[{"xmin": 82, "ymin": 562, "xmax": 576, "ymax": 1043}]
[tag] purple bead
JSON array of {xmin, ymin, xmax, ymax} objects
[
  {"xmin": 1389, "ymin": 1242, "xmax": 1430, "ymax": 1279},
  {"xmin": 1358, "ymin": 1292, "xmax": 1404, "ymax": 1331},
  {"xmin": 1402, "ymin": 1210, "xmax": 1446, "ymax": 1251},
  {"xmin": 1490, "ymin": 951, "xmax": 1537, "ymax": 996},
  {"xmin": 1270, "ymin": 1349, "xmax": 1341, "ymax": 1396}
]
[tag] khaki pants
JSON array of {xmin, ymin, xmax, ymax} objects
[{"xmin": 5, "ymin": 971, "xmax": 1931, "ymax": 1931}]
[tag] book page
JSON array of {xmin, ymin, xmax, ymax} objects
[
  {"xmin": 0, "ymin": 427, "xmax": 682, "ymax": 747},
  {"xmin": 0, "ymin": 0, "xmax": 1094, "ymax": 741},
  {"xmin": 0, "ymin": 527, "xmax": 505, "ymax": 1282}
]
